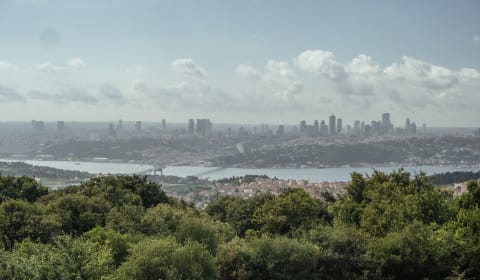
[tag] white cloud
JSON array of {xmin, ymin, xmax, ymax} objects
[
  {"xmin": 171, "ymin": 58, "xmax": 205, "ymax": 79},
  {"xmin": 34, "ymin": 62, "xmax": 65, "ymax": 73},
  {"xmin": 294, "ymin": 49, "xmax": 347, "ymax": 81},
  {"xmin": 346, "ymin": 54, "xmax": 380, "ymax": 75},
  {"xmin": 263, "ymin": 60, "xmax": 304, "ymax": 100},
  {"xmin": 34, "ymin": 58, "xmax": 86, "ymax": 73},
  {"xmin": 384, "ymin": 56, "xmax": 457, "ymax": 90},
  {"xmin": 68, "ymin": 57, "xmax": 87, "ymax": 69},
  {"xmin": 235, "ymin": 64, "xmax": 260, "ymax": 80}
]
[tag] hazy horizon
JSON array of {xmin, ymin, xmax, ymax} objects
[{"xmin": 1, "ymin": 0, "xmax": 479, "ymax": 126}]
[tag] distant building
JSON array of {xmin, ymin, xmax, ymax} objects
[
  {"xmin": 381, "ymin": 113, "xmax": 392, "ymax": 134},
  {"xmin": 31, "ymin": 120, "xmax": 44, "ymax": 132},
  {"xmin": 346, "ymin": 124, "xmax": 352, "ymax": 134},
  {"xmin": 108, "ymin": 123, "xmax": 116, "ymax": 136},
  {"xmin": 56, "ymin": 121, "xmax": 65, "ymax": 131},
  {"xmin": 238, "ymin": 126, "xmax": 246, "ymax": 136},
  {"xmin": 117, "ymin": 119, "xmax": 123, "ymax": 131},
  {"xmin": 300, "ymin": 120, "xmax": 306, "ymax": 133},
  {"xmin": 410, "ymin": 122, "xmax": 417, "ymax": 134},
  {"xmin": 354, "ymin": 120, "xmax": 361, "ymax": 133},
  {"xmin": 336, "ymin": 118, "xmax": 342, "ymax": 134},
  {"xmin": 313, "ymin": 120, "xmax": 319, "ymax": 135},
  {"xmin": 329, "ymin": 115, "xmax": 336, "ymax": 136},
  {"xmin": 371, "ymin": 120, "xmax": 380, "ymax": 134},
  {"xmin": 320, "ymin": 120, "xmax": 328, "ymax": 136},
  {"xmin": 135, "ymin": 121, "xmax": 142, "ymax": 131},
  {"xmin": 196, "ymin": 119, "xmax": 212, "ymax": 136},
  {"xmin": 162, "ymin": 119, "xmax": 166, "ymax": 129},
  {"xmin": 277, "ymin": 125, "xmax": 285, "ymax": 136},
  {"xmin": 188, "ymin": 119, "xmax": 195, "ymax": 134}
]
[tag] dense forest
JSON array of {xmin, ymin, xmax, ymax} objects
[
  {"xmin": 428, "ymin": 170, "xmax": 480, "ymax": 185},
  {"xmin": 0, "ymin": 171, "xmax": 479, "ymax": 279}
]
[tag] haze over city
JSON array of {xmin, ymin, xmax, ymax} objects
[{"xmin": 0, "ymin": 0, "xmax": 479, "ymax": 126}]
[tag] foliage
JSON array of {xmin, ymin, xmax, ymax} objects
[
  {"xmin": 115, "ymin": 237, "xmax": 217, "ymax": 280},
  {"xmin": 0, "ymin": 175, "xmax": 48, "ymax": 203},
  {"xmin": 79, "ymin": 175, "xmax": 171, "ymax": 208},
  {"xmin": 0, "ymin": 236, "xmax": 113, "ymax": 280},
  {"xmin": 428, "ymin": 170, "xmax": 480, "ymax": 185},
  {"xmin": 252, "ymin": 188, "xmax": 330, "ymax": 235},
  {"xmin": 1, "ymin": 172, "xmax": 480, "ymax": 279}
]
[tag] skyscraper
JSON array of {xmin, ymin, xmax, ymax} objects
[
  {"xmin": 108, "ymin": 123, "xmax": 115, "ymax": 136},
  {"xmin": 196, "ymin": 119, "xmax": 212, "ymax": 136},
  {"xmin": 162, "ymin": 119, "xmax": 166, "ymax": 129},
  {"xmin": 382, "ymin": 113, "xmax": 391, "ymax": 134},
  {"xmin": 135, "ymin": 121, "xmax": 142, "ymax": 131},
  {"xmin": 117, "ymin": 119, "xmax": 123, "ymax": 130},
  {"xmin": 320, "ymin": 120, "xmax": 328, "ymax": 136},
  {"xmin": 313, "ymin": 120, "xmax": 319, "ymax": 135},
  {"xmin": 277, "ymin": 125, "xmax": 285, "ymax": 135},
  {"xmin": 336, "ymin": 118, "xmax": 342, "ymax": 134},
  {"xmin": 188, "ymin": 119, "xmax": 195, "ymax": 134},
  {"xmin": 300, "ymin": 120, "xmax": 306, "ymax": 133},
  {"xmin": 329, "ymin": 115, "xmax": 336, "ymax": 136}
]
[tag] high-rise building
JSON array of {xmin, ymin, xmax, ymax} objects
[
  {"xmin": 411, "ymin": 122, "xmax": 417, "ymax": 134},
  {"xmin": 320, "ymin": 120, "xmax": 328, "ymax": 136},
  {"xmin": 405, "ymin": 118, "xmax": 411, "ymax": 131},
  {"xmin": 117, "ymin": 119, "xmax": 123, "ymax": 131},
  {"xmin": 313, "ymin": 120, "xmax": 319, "ymax": 135},
  {"xmin": 329, "ymin": 115, "xmax": 336, "ymax": 136},
  {"xmin": 31, "ymin": 120, "xmax": 44, "ymax": 132},
  {"xmin": 56, "ymin": 121, "xmax": 65, "ymax": 131},
  {"xmin": 135, "ymin": 121, "xmax": 142, "ymax": 131},
  {"xmin": 188, "ymin": 119, "xmax": 195, "ymax": 134},
  {"xmin": 300, "ymin": 120, "xmax": 306, "ymax": 133},
  {"xmin": 354, "ymin": 120, "xmax": 361, "ymax": 134},
  {"xmin": 162, "ymin": 119, "xmax": 166, "ymax": 129},
  {"xmin": 196, "ymin": 119, "xmax": 212, "ymax": 136},
  {"xmin": 382, "ymin": 113, "xmax": 391, "ymax": 134},
  {"xmin": 108, "ymin": 123, "xmax": 116, "ymax": 136},
  {"xmin": 336, "ymin": 118, "xmax": 342, "ymax": 134},
  {"xmin": 277, "ymin": 125, "xmax": 285, "ymax": 136}
]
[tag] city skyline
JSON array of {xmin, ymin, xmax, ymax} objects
[{"xmin": 0, "ymin": 1, "xmax": 479, "ymax": 125}]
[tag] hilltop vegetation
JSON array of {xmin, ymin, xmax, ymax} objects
[
  {"xmin": 428, "ymin": 170, "xmax": 480, "ymax": 185},
  {"xmin": 0, "ymin": 171, "xmax": 480, "ymax": 279}
]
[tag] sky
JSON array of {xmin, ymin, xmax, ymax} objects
[{"xmin": 0, "ymin": 0, "xmax": 479, "ymax": 126}]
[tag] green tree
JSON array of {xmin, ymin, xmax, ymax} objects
[
  {"xmin": 206, "ymin": 194, "xmax": 272, "ymax": 236},
  {"xmin": 80, "ymin": 175, "xmax": 170, "ymax": 208},
  {"xmin": 83, "ymin": 227, "xmax": 129, "ymax": 266},
  {"xmin": 174, "ymin": 215, "xmax": 234, "ymax": 254},
  {"xmin": 115, "ymin": 237, "xmax": 217, "ymax": 280},
  {"xmin": 252, "ymin": 188, "xmax": 330, "ymax": 235},
  {"xmin": 0, "ymin": 199, "xmax": 60, "ymax": 249},
  {"xmin": 0, "ymin": 236, "xmax": 114, "ymax": 280},
  {"xmin": 0, "ymin": 175, "xmax": 48, "ymax": 203},
  {"xmin": 45, "ymin": 193, "xmax": 110, "ymax": 235}
]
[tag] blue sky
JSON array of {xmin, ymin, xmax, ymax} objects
[{"xmin": 0, "ymin": 0, "xmax": 479, "ymax": 126}]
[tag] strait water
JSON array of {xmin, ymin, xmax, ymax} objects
[{"xmin": 1, "ymin": 158, "xmax": 479, "ymax": 182}]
